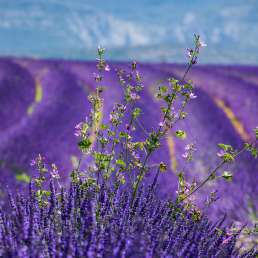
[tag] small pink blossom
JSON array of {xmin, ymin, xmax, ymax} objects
[
  {"xmin": 186, "ymin": 48, "xmax": 194, "ymax": 58},
  {"xmin": 50, "ymin": 163, "xmax": 60, "ymax": 179},
  {"xmin": 75, "ymin": 122, "xmax": 83, "ymax": 130},
  {"xmin": 158, "ymin": 122, "xmax": 164, "ymax": 127},
  {"xmin": 104, "ymin": 64, "xmax": 110, "ymax": 72},
  {"xmin": 30, "ymin": 154, "xmax": 45, "ymax": 167},
  {"xmin": 185, "ymin": 144, "xmax": 191, "ymax": 151},
  {"xmin": 217, "ymin": 150, "xmax": 225, "ymax": 157},
  {"xmin": 93, "ymin": 73, "xmax": 102, "ymax": 82},
  {"xmin": 130, "ymin": 93, "xmax": 140, "ymax": 100},
  {"xmin": 189, "ymin": 93, "xmax": 197, "ymax": 99},
  {"xmin": 198, "ymin": 40, "xmax": 207, "ymax": 48},
  {"xmin": 182, "ymin": 152, "xmax": 188, "ymax": 159},
  {"xmin": 30, "ymin": 159, "xmax": 36, "ymax": 167},
  {"xmin": 74, "ymin": 122, "xmax": 83, "ymax": 137},
  {"xmin": 222, "ymin": 236, "xmax": 232, "ymax": 245}
]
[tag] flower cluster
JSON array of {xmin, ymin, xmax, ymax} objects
[
  {"xmin": 182, "ymin": 143, "xmax": 197, "ymax": 161},
  {"xmin": 186, "ymin": 34, "xmax": 207, "ymax": 65},
  {"xmin": 0, "ymin": 179, "xmax": 256, "ymax": 258}
]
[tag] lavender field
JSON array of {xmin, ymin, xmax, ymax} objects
[{"xmin": 0, "ymin": 57, "xmax": 257, "ymax": 227}]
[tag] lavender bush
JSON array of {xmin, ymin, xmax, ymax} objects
[
  {"xmin": 0, "ymin": 36, "xmax": 257, "ymax": 257},
  {"xmin": 0, "ymin": 179, "xmax": 256, "ymax": 258}
]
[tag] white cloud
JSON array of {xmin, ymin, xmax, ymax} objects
[
  {"xmin": 68, "ymin": 12, "xmax": 154, "ymax": 48},
  {"xmin": 183, "ymin": 12, "xmax": 196, "ymax": 25},
  {"xmin": 220, "ymin": 6, "xmax": 251, "ymax": 18},
  {"xmin": 211, "ymin": 28, "xmax": 221, "ymax": 43},
  {"xmin": 174, "ymin": 25, "xmax": 186, "ymax": 43},
  {"xmin": 224, "ymin": 22, "xmax": 241, "ymax": 40}
]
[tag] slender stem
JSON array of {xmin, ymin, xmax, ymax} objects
[
  {"xmin": 135, "ymin": 119, "xmax": 149, "ymax": 136},
  {"xmin": 131, "ymin": 48, "xmax": 198, "ymax": 206},
  {"xmin": 181, "ymin": 160, "xmax": 225, "ymax": 202},
  {"xmin": 105, "ymin": 125, "xmax": 119, "ymax": 178},
  {"xmin": 131, "ymin": 151, "xmax": 152, "ymax": 204},
  {"xmin": 181, "ymin": 140, "xmax": 257, "ymax": 202}
]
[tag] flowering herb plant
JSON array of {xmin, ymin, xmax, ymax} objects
[{"xmin": 0, "ymin": 35, "xmax": 257, "ymax": 257}]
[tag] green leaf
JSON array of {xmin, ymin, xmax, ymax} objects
[
  {"xmin": 217, "ymin": 143, "xmax": 233, "ymax": 152},
  {"xmin": 100, "ymin": 123, "xmax": 109, "ymax": 130},
  {"xmin": 78, "ymin": 138, "xmax": 92, "ymax": 152},
  {"xmin": 254, "ymin": 127, "xmax": 258, "ymax": 139},
  {"xmin": 164, "ymin": 94, "xmax": 173, "ymax": 104},
  {"xmin": 146, "ymin": 132, "xmax": 160, "ymax": 152},
  {"xmin": 116, "ymin": 159, "xmax": 126, "ymax": 168},
  {"xmin": 159, "ymin": 85, "xmax": 168, "ymax": 93},
  {"xmin": 132, "ymin": 107, "xmax": 141, "ymax": 119},
  {"xmin": 222, "ymin": 153, "xmax": 235, "ymax": 163},
  {"xmin": 119, "ymin": 132, "xmax": 129, "ymax": 138},
  {"xmin": 161, "ymin": 107, "xmax": 169, "ymax": 114},
  {"xmin": 251, "ymin": 147, "xmax": 258, "ymax": 158},
  {"xmin": 43, "ymin": 190, "xmax": 51, "ymax": 197},
  {"xmin": 159, "ymin": 162, "xmax": 167, "ymax": 172},
  {"xmin": 70, "ymin": 170, "xmax": 80, "ymax": 184},
  {"xmin": 180, "ymin": 112, "xmax": 188, "ymax": 119},
  {"xmin": 175, "ymin": 130, "xmax": 187, "ymax": 140},
  {"xmin": 222, "ymin": 171, "xmax": 233, "ymax": 181},
  {"xmin": 16, "ymin": 173, "xmax": 31, "ymax": 184},
  {"xmin": 177, "ymin": 172, "xmax": 185, "ymax": 188},
  {"xmin": 34, "ymin": 178, "xmax": 44, "ymax": 188}
]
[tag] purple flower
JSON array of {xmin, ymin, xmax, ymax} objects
[
  {"xmin": 30, "ymin": 159, "xmax": 36, "ymax": 167},
  {"xmin": 74, "ymin": 122, "xmax": 83, "ymax": 137},
  {"xmin": 0, "ymin": 180, "xmax": 251, "ymax": 257},
  {"xmin": 50, "ymin": 163, "xmax": 60, "ymax": 179},
  {"xmin": 222, "ymin": 235, "xmax": 233, "ymax": 245}
]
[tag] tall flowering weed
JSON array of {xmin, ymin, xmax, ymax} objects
[{"xmin": 0, "ymin": 36, "xmax": 257, "ymax": 257}]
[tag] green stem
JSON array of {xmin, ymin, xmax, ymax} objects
[
  {"xmin": 131, "ymin": 151, "xmax": 152, "ymax": 205},
  {"xmin": 181, "ymin": 140, "xmax": 256, "ymax": 202}
]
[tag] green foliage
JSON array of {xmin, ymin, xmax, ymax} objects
[
  {"xmin": 36, "ymin": 189, "xmax": 51, "ymax": 207},
  {"xmin": 78, "ymin": 138, "xmax": 92, "ymax": 152},
  {"xmin": 16, "ymin": 173, "xmax": 31, "ymax": 183},
  {"xmin": 68, "ymin": 37, "xmax": 258, "ymax": 212},
  {"xmin": 222, "ymin": 153, "xmax": 235, "ymax": 163},
  {"xmin": 245, "ymin": 143, "xmax": 258, "ymax": 158},
  {"xmin": 146, "ymin": 132, "xmax": 160, "ymax": 152},
  {"xmin": 116, "ymin": 159, "xmax": 126, "ymax": 168},
  {"xmin": 217, "ymin": 143, "xmax": 233, "ymax": 152},
  {"xmin": 222, "ymin": 171, "xmax": 233, "ymax": 181},
  {"xmin": 159, "ymin": 162, "xmax": 167, "ymax": 172},
  {"xmin": 132, "ymin": 107, "xmax": 141, "ymax": 119},
  {"xmin": 255, "ymin": 127, "xmax": 258, "ymax": 139},
  {"xmin": 175, "ymin": 130, "xmax": 187, "ymax": 139},
  {"xmin": 70, "ymin": 170, "xmax": 80, "ymax": 184}
]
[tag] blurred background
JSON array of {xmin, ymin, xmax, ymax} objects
[{"xmin": 1, "ymin": 0, "xmax": 258, "ymax": 64}]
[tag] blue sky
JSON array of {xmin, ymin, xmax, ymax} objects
[{"xmin": 0, "ymin": 0, "xmax": 258, "ymax": 64}]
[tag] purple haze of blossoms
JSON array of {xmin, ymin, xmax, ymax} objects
[{"xmin": 0, "ymin": 179, "xmax": 256, "ymax": 258}]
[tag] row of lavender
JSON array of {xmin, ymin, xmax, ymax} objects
[{"xmin": 0, "ymin": 57, "xmax": 257, "ymax": 227}]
